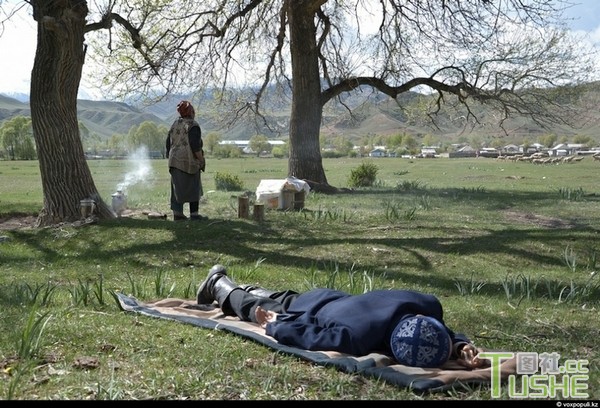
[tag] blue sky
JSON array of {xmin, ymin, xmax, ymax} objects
[
  {"xmin": 0, "ymin": 0, "xmax": 599, "ymax": 96},
  {"xmin": 562, "ymin": 0, "xmax": 600, "ymax": 31}
]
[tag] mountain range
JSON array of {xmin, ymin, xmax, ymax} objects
[{"xmin": 1, "ymin": 81, "xmax": 600, "ymax": 145}]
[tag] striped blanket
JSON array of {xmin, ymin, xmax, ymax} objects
[{"xmin": 114, "ymin": 293, "xmax": 518, "ymax": 394}]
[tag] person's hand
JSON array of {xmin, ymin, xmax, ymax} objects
[
  {"xmin": 456, "ymin": 344, "xmax": 489, "ymax": 369},
  {"xmin": 255, "ymin": 306, "xmax": 278, "ymax": 329}
]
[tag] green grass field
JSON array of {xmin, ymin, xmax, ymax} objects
[{"xmin": 0, "ymin": 156, "xmax": 598, "ymax": 400}]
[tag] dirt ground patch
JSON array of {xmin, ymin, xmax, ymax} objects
[
  {"xmin": 0, "ymin": 214, "xmax": 38, "ymax": 231},
  {"xmin": 0, "ymin": 209, "xmax": 167, "ymax": 231},
  {"xmin": 503, "ymin": 210, "xmax": 576, "ymax": 229}
]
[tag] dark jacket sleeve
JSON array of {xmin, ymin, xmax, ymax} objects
[
  {"xmin": 165, "ymin": 134, "xmax": 171, "ymax": 158},
  {"xmin": 188, "ymin": 125, "xmax": 204, "ymax": 171},
  {"xmin": 188, "ymin": 125, "xmax": 202, "ymax": 153},
  {"xmin": 265, "ymin": 321, "xmax": 373, "ymax": 355}
]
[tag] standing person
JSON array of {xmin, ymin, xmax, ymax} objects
[
  {"xmin": 196, "ymin": 264, "xmax": 488, "ymax": 369},
  {"xmin": 166, "ymin": 100, "xmax": 207, "ymax": 221}
]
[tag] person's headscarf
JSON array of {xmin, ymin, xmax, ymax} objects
[{"xmin": 177, "ymin": 100, "xmax": 195, "ymax": 119}]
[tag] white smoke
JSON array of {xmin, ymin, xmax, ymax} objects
[{"xmin": 116, "ymin": 146, "xmax": 152, "ymax": 191}]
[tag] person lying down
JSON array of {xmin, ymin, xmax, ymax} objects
[{"xmin": 196, "ymin": 264, "xmax": 488, "ymax": 369}]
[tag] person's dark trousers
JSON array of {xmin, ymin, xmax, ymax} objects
[
  {"xmin": 226, "ymin": 289, "xmax": 300, "ymax": 323},
  {"xmin": 169, "ymin": 180, "xmax": 198, "ymax": 214},
  {"xmin": 170, "ymin": 183, "xmax": 184, "ymax": 213}
]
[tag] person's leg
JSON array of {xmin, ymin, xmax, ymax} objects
[
  {"xmin": 197, "ymin": 265, "xmax": 298, "ymax": 322},
  {"xmin": 239, "ymin": 284, "xmax": 299, "ymax": 307},
  {"xmin": 227, "ymin": 287, "xmax": 300, "ymax": 323},
  {"xmin": 239, "ymin": 284, "xmax": 277, "ymax": 298},
  {"xmin": 189, "ymin": 201, "xmax": 207, "ymax": 220},
  {"xmin": 226, "ymin": 290, "xmax": 293, "ymax": 323},
  {"xmin": 189, "ymin": 201, "xmax": 199, "ymax": 215},
  {"xmin": 197, "ymin": 269, "xmax": 280, "ymax": 321},
  {"xmin": 170, "ymin": 182, "xmax": 186, "ymax": 220},
  {"xmin": 189, "ymin": 172, "xmax": 205, "ymax": 220}
]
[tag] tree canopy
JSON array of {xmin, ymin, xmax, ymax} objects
[{"xmin": 0, "ymin": 116, "xmax": 36, "ymax": 160}]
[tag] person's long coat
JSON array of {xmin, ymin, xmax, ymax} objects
[{"xmin": 265, "ymin": 289, "xmax": 469, "ymax": 356}]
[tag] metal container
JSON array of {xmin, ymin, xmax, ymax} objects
[
  {"xmin": 111, "ymin": 190, "xmax": 127, "ymax": 216},
  {"xmin": 80, "ymin": 198, "xmax": 96, "ymax": 218}
]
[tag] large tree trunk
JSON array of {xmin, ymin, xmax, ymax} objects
[
  {"xmin": 30, "ymin": 0, "xmax": 114, "ymax": 227},
  {"xmin": 286, "ymin": 1, "xmax": 329, "ymax": 187}
]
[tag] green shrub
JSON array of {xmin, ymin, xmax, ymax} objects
[
  {"xmin": 214, "ymin": 171, "xmax": 245, "ymax": 191},
  {"xmin": 347, "ymin": 161, "xmax": 379, "ymax": 187}
]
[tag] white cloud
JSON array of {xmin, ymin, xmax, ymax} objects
[
  {"xmin": 592, "ymin": 26, "xmax": 600, "ymax": 43},
  {"xmin": 0, "ymin": 0, "xmax": 100, "ymax": 98},
  {"xmin": 0, "ymin": 4, "xmax": 35, "ymax": 94}
]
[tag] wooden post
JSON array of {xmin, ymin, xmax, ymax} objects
[
  {"xmin": 293, "ymin": 191, "xmax": 305, "ymax": 210},
  {"xmin": 253, "ymin": 203, "xmax": 265, "ymax": 222},
  {"xmin": 238, "ymin": 195, "xmax": 249, "ymax": 218},
  {"xmin": 280, "ymin": 190, "xmax": 295, "ymax": 210}
]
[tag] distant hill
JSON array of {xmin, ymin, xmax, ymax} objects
[
  {"xmin": 76, "ymin": 99, "xmax": 169, "ymax": 138},
  {"xmin": 1, "ymin": 81, "xmax": 599, "ymax": 145},
  {"xmin": 0, "ymin": 94, "xmax": 170, "ymax": 140},
  {"xmin": 0, "ymin": 95, "xmax": 30, "ymax": 120}
]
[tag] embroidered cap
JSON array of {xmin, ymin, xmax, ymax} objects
[{"xmin": 390, "ymin": 315, "xmax": 451, "ymax": 367}]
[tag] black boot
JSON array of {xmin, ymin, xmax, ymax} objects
[
  {"xmin": 239, "ymin": 284, "xmax": 278, "ymax": 299},
  {"xmin": 196, "ymin": 264, "xmax": 228, "ymax": 304},
  {"xmin": 211, "ymin": 275, "xmax": 242, "ymax": 315},
  {"xmin": 196, "ymin": 265, "xmax": 242, "ymax": 315}
]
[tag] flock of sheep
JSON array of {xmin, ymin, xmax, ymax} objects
[{"xmin": 496, "ymin": 151, "xmax": 600, "ymax": 164}]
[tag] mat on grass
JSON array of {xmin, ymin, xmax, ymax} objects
[{"xmin": 115, "ymin": 293, "xmax": 517, "ymax": 394}]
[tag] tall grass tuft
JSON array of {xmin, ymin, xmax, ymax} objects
[
  {"xmin": 417, "ymin": 194, "xmax": 432, "ymax": 210},
  {"xmin": 395, "ymin": 180, "xmax": 423, "ymax": 191},
  {"xmin": 7, "ymin": 305, "xmax": 50, "ymax": 398},
  {"xmin": 383, "ymin": 201, "xmax": 418, "ymax": 222},
  {"xmin": 303, "ymin": 261, "xmax": 375, "ymax": 294},
  {"xmin": 305, "ymin": 206, "xmax": 353, "ymax": 222},
  {"xmin": 501, "ymin": 273, "xmax": 599, "ymax": 304},
  {"xmin": 461, "ymin": 186, "xmax": 487, "ymax": 194},
  {"xmin": 557, "ymin": 187, "xmax": 585, "ymax": 201},
  {"xmin": 124, "ymin": 271, "xmax": 148, "ymax": 298},
  {"xmin": 5, "ymin": 360, "xmax": 36, "ymax": 400},
  {"xmin": 93, "ymin": 273, "xmax": 106, "ymax": 306},
  {"xmin": 1, "ymin": 282, "xmax": 58, "ymax": 306},
  {"xmin": 16, "ymin": 306, "xmax": 51, "ymax": 360},
  {"xmin": 501, "ymin": 273, "xmax": 536, "ymax": 304},
  {"xmin": 68, "ymin": 279, "xmax": 93, "ymax": 306},
  {"xmin": 95, "ymin": 369, "xmax": 124, "ymax": 400},
  {"xmin": 154, "ymin": 269, "xmax": 176, "ymax": 298},
  {"xmin": 234, "ymin": 257, "xmax": 267, "ymax": 283},
  {"xmin": 454, "ymin": 274, "xmax": 487, "ymax": 296},
  {"xmin": 563, "ymin": 245, "xmax": 578, "ymax": 272}
]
